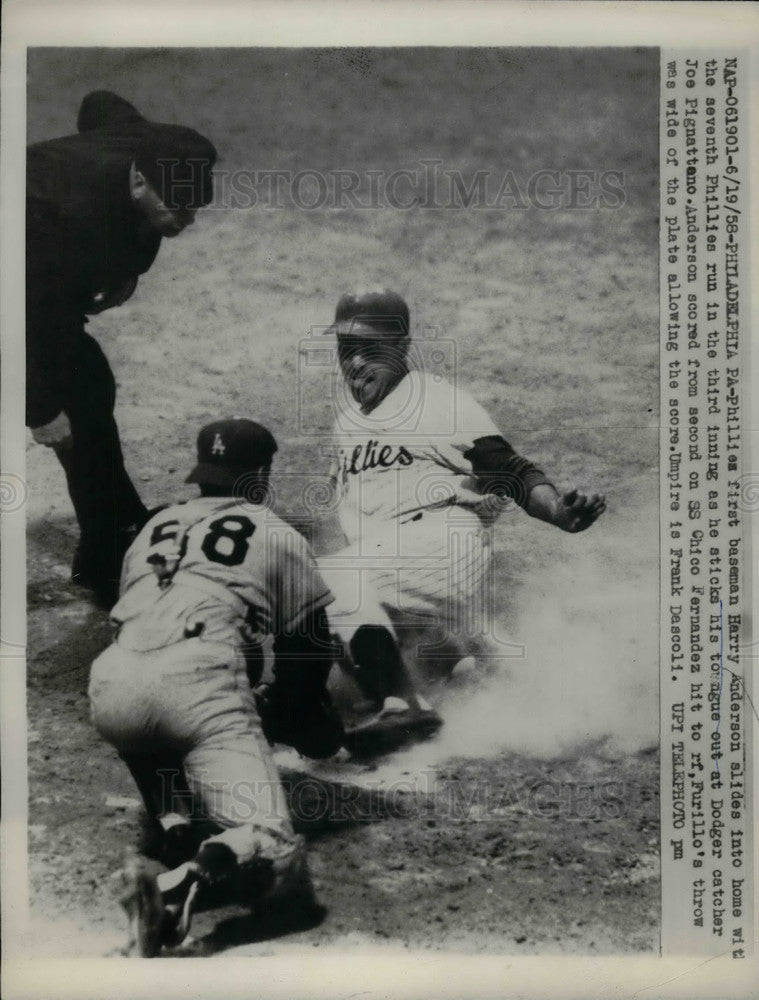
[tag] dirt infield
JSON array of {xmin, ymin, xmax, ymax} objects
[{"xmin": 24, "ymin": 47, "xmax": 660, "ymax": 956}]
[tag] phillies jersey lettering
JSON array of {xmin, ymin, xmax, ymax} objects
[
  {"xmin": 340, "ymin": 440, "xmax": 413, "ymax": 480},
  {"xmin": 113, "ymin": 497, "xmax": 332, "ymax": 651},
  {"xmin": 331, "ymin": 370, "xmax": 507, "ymax": 543}
]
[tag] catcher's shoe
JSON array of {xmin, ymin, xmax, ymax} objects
[
  {"xmin": 194, "ymin": 832, "xmax": 324, "ymax": 938},
  {"xmin": 342, "ymin": 695, "xmax": 443, "ymax": 758},
  {"xmin": 116, "ymin": 855, "xmax": 200, "ymax": 957}
]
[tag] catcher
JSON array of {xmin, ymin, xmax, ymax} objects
[{"xmin": 89, "ymin": 418, "xmax": 343, "ymax": 957}]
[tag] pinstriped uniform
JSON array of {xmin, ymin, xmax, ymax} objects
[{"xmin": 319, "ymin": 370, "xmax": 507, "ymax": 640}]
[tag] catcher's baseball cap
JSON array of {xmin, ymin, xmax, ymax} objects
[
  {"xmin": 326, "ymin": 289, "xmax": 410, "ymax": 340},
  {"xmin": 186, "ymin": 418, "xmax": 278, "ymax": 487}
]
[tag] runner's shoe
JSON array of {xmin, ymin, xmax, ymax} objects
[{"xmin": 342, "ymin": 695, "xmax": 443, "ymax": 758}]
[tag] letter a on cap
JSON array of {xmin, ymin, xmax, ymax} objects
[{"xmin": 211, "ymin": 432, "xmax": 226, "ymax": 455}]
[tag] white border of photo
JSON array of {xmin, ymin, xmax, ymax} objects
[{"xmin": 2, "ymin": 3, "xmax": 758, "ymax": 999}]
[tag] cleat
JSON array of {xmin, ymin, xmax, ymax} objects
[
  {"xmin": 342, "ymin": 696, "xmax": 443, "ymax": 758},
  {"xmin": 162, "ymin": 878, "xmax": 200, "ymax": 948},
  {"xmin": 116, "ymin": 855, "xmax": 166, "ymax": 958},
  {"xmin": 116, "ymin": 855, "xmax": 200, "ymax": 957}
]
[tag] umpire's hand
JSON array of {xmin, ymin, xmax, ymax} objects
[{"xmin": 31, "ymin": 411, "xmax": 73, "ymax": 450}]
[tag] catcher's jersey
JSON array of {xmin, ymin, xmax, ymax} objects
[
  {"xmin": 112, "ymin": 497, "xmax": 332, "ymax": 651},
  {"xmin": 330, "ymin": 370, "xmax": 507, "ymax": 544}
]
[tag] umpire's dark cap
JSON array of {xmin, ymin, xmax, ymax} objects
[
  {"xmin": 135, "ymin": 126, "xmax": 217, "ymax": 210},
  {"xmin": 77, "ymin": 90, "xmax": 217, "ymax": 210},
  {"xmin": 186, "ymin": 418, "xmax": 278, "ymax": 487},
  {"xmin": 325, "ymin": 289, "xmax": 410, "ymax": 340},
  {"xmin": 77, "ymin": 91, "xmax": 145, "ymax": 132}
]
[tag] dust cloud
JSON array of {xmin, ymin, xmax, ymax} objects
[{"xmin": 412, "ymin": 502, "xmax": 659, "ymax": 766}]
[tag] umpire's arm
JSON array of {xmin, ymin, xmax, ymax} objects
[{"xmin": 26, "ymin": 205, "xmax": 79, "ymax": 442}]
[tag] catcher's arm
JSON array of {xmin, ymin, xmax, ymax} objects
[{"xmin": 261, "ymin": 607, "xmax": 344, "ymax": 759}]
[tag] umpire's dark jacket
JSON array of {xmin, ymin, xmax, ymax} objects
[
  {"xmin": 26, "ymin": 92, "xmax": 216, "ymax": 599},
  {"xmin": 27, "ymin": 91, "xmax": 215, "ymax": 428},
  {"xmin": 26, "ymin": 93, "xmax": 165, "ymax": 426}
]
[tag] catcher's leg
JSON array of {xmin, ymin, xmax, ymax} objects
[
  {"xmin": 179, "ymin": 761, "xmax": 315, "ymax": 943},
  {"xmin": 117, "ymin": 651, "xmax": 316, "ymax": 957},
  {"xmin": 90, "ymin": 645, "xmax": 199, "ymax": 865},
  {"xmin": 119, "ymin": 750, "xmax": 198, "ymax": 866}
]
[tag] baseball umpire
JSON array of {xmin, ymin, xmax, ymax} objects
[
  {"xmin": 89, "ymin": 417, "xmax": 343, "ymax": 956},
  {"xmin": 27, "ymin": 90, "xmax": 217, "ymax": 606},
  {"xmin": 318, "ymin": 289, "xmax": 606, "ymax": 725}
]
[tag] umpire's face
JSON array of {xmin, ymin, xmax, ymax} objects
[
  {"xmin": 130, "ymin": 165, "xmax": 198, "ymax": 237},
  {"xmin": 338, "ymin": 336, "xmax": 409, "ymax": 413}
]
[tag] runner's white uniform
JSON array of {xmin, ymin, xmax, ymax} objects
[
  {"xmin": 319, "ymin": 369, "xmax": 509, "ymax": 643},
  {"xmin": 89, "ymin": 497, "xmax": 332, "ymax": 867}
]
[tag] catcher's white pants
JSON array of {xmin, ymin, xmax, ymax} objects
[
  {"xmin": 89, "ymin": 638, "xmax": 296, "ymax": 868},
  {"xmin": 318, "ymin": 508, "xmax": 493, "ymax": 651}
]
